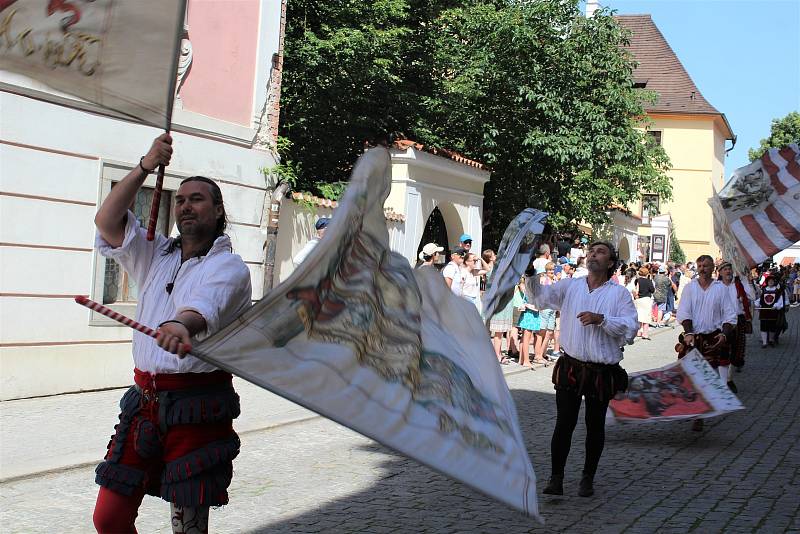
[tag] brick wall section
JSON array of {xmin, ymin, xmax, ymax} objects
[{"xmin": 266, "ymin": 0, "xmax": 287, "ymax": 146}]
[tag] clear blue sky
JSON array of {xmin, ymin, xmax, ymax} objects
[{"xmin": 594, "ymin": 0, "xmax": 800, "ymax": 175}]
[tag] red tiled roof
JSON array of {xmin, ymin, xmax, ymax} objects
[
  {"xmin": 615, "ymin": 15, "xmax": 721, "ymax": 116},
  {"xmin": 289, "ymin": 192, "xmax": 405, "ymax": 222},
  {"xmin": 392, "ymin": 139, "xmax": 486, "ymax": 170}
]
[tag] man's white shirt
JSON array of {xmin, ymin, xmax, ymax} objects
[
  {"xmin": 96, "ymin": 211, "xmax": 253, "ymax": 374},
  {"xmin": 527, "ymin": 276, "xmax": 639, "ymax": 364},
  {"xmin": 676, "ymin": 279, "xmax": 738, "ymax": 334},
  {"xmin": 442, "ymin": 262, "xmax": 465, "ymax": 296}
]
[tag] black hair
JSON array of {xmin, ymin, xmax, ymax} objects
[
  {"xmin": 588, "ymin": 240, "xmax": 618, "ymax": 279},
  {"xmin": 163, "ymin": 176, "xmax": 228, "ymax": 256}
]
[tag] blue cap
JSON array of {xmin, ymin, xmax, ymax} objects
[
  {"xmin": 315, "ymin": 217, "xmax": 331, "ymax": 230},
  {"xmin": 459, "ymin": 234, "xmax": 472, "ymax": 243},
  {"xmin": 580, "ymin": 236, "xmax": 588, "ymax": 244}
]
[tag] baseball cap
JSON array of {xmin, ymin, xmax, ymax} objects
[
  {"xmin": 459, "ymin": 234, "xmax": 472, "ymax": 243},
  {"xmin": 418, "ymin": 242, "xmax": 444, "ymax": 260},
  {"xmin": 315, "ymin": 217, "xmax": 331, "ymax": 230},
  {"xmin": 658, "ymin": 265, "xmax": 667, "ymax": 273},
  {"xmin": 451, "ymin": 246, "xmax": 467, "ymax": 256}
]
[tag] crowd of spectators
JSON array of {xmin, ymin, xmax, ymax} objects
[{"xmin": 417, "ymin": 233, "xmax": 799, "ymax": 368}]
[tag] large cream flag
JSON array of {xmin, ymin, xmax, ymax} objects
[
  {"xmin": 193, "ymin": 147, "xmax": 541, "ymax": 521},
  {"xmin": 0, "ymin": 0, "xmax": 186, "ymax": 128}
]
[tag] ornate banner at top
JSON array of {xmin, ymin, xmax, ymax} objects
[{"xmin": 0, "ymin": 0, "xmax": 186, "ymax": 129}]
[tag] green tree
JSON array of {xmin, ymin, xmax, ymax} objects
[
  {"xmin": 669, "ymin": 226, "xmax": 685, "ymax": 264},
  {"xmin": 419, "ymin": 2, "xmax": 671, "ymax": 243},
  {"xmin": 748, "ymin": 111, "xmax": 800, "ymax": 161},
  {"xmin": 280, "ymin": 0, "xmax": 672, "ymax": 244}
]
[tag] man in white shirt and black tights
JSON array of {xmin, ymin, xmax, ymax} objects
[
  {"xmin": 676, "ymin": 254, "xmax": 737, "ymax": 431},
  {"xmin": 527, "ymin": 241, "xmax": 638, "ymax": 497}
]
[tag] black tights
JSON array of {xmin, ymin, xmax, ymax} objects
[{"xmin": 550, "ymin": 389, "xmax": 610, "ymax": 478}]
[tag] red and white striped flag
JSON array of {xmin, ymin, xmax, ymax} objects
[{"xmin": 711, "ymin": 143, "xmax": 800, "ymax": 268}]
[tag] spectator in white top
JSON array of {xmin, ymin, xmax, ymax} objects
[
  {"xmin": 417, "ymin": 242, "xmax": 444, "ymax": 268},
  {"xmin": 572, "ymin": 256, "xmax": 589, "ymax": 278},
  {"xmin": 442, "ymin": 247, "xmax": 467, "ymax": 295},
  {"xmin": 532, "ymin": 244, "xmax": 552, "ymax": 274},
  {"xmin": 527, "ymin": 240, "xmax": 638, "ymax": 498},
  {"xmin": 461, "ymin": 252, "xmax": 488, "ymax": 310},
  {"xmin": 569, "ymin": 238, "xmax": 586, "ymax": 264},
  {"xmin": 292, "ymin": 217, "xmax": 330, "ymax": 267}
]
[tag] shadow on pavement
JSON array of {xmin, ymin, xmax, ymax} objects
[{"xmin": 249, "ymin": 309, "xmax": 798, "ymax": 533}]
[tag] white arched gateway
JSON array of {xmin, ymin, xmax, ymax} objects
[{"xmin": 385, "ymin": 141, "xmax": 491, "ymax": 265}]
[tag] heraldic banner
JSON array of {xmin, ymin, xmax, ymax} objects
[
  {"xmin": 607, "ymin": 349, "xmax": 744, "ymax": 425},
  {"xmin": 482, "ymin": 208, "xmax": 547, "ymax": 323},
  {"xmin": 0, "ymin": 0, "xmax": 186, "ymax": 128},
  {"xmin": 193, "ymin": 148, "xmax": 541, "ymax": 520},
  {"xmin": 710, "ymin": 143, "xmax": 800, "ymax": 284}
]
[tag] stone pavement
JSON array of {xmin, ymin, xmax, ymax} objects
[{"xmin": 1, "ymin": 310, "xmax": 798, "ymax": 533}]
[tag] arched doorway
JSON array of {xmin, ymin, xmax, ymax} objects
[
  {"xmin": 417, "ymin": 207, "xmax": 449, "ymax": 266},
  {"xmin": 618, "ymin": 237, "xmax": 631, "ymax": 264}
]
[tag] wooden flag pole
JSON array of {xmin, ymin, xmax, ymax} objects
[
  {"xmin": 146, "ymin": 0, "xmax": 188, "ymax": 241},
  {"xmin": 74, "ymin": 295, "xmax": 191, "ymax": 353}
]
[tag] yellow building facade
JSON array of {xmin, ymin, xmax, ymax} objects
[{"xmin": 617, "ymin": 15, "xmax": 736, "ymax": 264}]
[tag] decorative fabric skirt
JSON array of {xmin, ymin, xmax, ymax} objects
[
  {"xmin": 634, "ymin": 297, "xmax": 653, "ymax": 323},
  {"xmin": 676, "ymin": 330, "xmax": 728, "ymax": 368},
  {"xmin": 488, "ymin": 298, "xmax": 515, "ymax": 333},
  {"xmin": 552, "ymin": 353, "xmax": 628, "ymax": 403},
  {"xmin": 517, "ymin": 309, "xmax": 540, "ymax": 331}
]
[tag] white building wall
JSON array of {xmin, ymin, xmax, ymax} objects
[{"xmin": 0, "ymin": 92, "xmax": 278, "ymax": 400}]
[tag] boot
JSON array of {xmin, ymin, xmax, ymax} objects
[
  {"xmin": 578, "ymin": 473, "xmax": 594, "ymax": 497},
  {"xmin": 727, "ymin": 380, "xmax": 738, "ymax": 394},
  {"xmin": 542, "ymin": 474, "xmax": 563, "ymax": 495}
]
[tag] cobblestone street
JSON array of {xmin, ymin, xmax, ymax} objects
[{"xmin": 1, "ymin": 310, "xmax": 798, "ymax": 533}]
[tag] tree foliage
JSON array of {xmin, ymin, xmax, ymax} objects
[
  {"xmin": 747, "ymin": 111, "xmax": 800, "ymax": 162},
  {"xmin": 279, "ymin": 0, "xmax": 672, "ymax": 245},
  {"xmin": 669, "ymin": 226, "xmax": 686, "ymax": 264}
]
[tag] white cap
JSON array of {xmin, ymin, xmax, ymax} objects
[{"xmin": 419, "ymin": 243, "xmax": 444, "ymax": 260}]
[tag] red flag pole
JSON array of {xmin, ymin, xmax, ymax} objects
[
  {"xmin": 146, "ymin": 149, "xmax": 169, "ymax": 241},
  {"xmin": 146, "ymin": 0, "xmax": 188, "ymax": 241},
  {"xmin": 74, "ymin": 295, "xmax": 191, "ymax": 353}
]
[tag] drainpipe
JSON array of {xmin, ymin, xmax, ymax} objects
[{"xmin": 262, "ymin": 181, "xmax": 290, "ymax": 294}]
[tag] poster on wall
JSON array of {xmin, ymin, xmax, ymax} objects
[{"xmin": 651, "ymin": 234, "xmax": 666, "ymax": 262}]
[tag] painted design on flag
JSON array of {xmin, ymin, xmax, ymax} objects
[
  {"xmin": 192, "ymin": 147, "xmax": 541, "ymax": 520},
  {"xmin": 482, "ymin": 209, "xmax": 547, "ymax": 322},
  {"xmin": 286, "ymin": 230, "xmax": 513, "ymax": 453},
  {"xmin": 711, "ymin": 143, "xmax": 800, "ymax": 272},
  {"xmin": 0, "ymin": 0, "xmax": 186, "ymax": 128},
  {"xmin": 607, "ymin": 349, "xmax": 744, "ymax": 425}
]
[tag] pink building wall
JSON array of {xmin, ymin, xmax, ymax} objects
[{"xmin": 180, "ymin": 0, "xmax": 260, "ymax": 126}]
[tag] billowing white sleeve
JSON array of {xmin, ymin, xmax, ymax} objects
[
  {"xmin": 676, "ymin": 282, "xmax": 694, "ymax": 325},
  {"xmin": 600, "ymin": 289, "xmax": 639, "ymax": 343},
  {"xmin": 175, "ymin": 255, "xmax": 253, "ymax": 337},
  {"xmin": 526, "ymin": 275, "xmax": 568, "ymax": 311},
  {"xmin": 95, "ymin": 210, "xmax": 170, "ymax": 289}
]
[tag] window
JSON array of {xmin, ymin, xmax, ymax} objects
[
  {"xmin": 646, "ymin": 130, "xmax": 662, "ymax": 146},
  {"xmin": 102, "ymin": 185, "xmax": 173, "ymax": 304},
  {"xmin": 90, "ymin": 160, "xmax": 188, "ymax": 326},
  {"xmin": 641, "ymin": 194, "xmax": 660, "ymax": 220}
]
